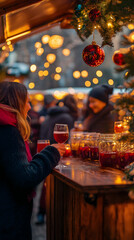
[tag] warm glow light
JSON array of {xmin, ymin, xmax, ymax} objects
[
  {"xmin": 85, "ymin": 81, "xmax": 91, "ymax": 87},
  {"xmin": 81, "ymin": 70, "xmax": 88, "ymax": 78},
  {"xmin": 44, "ymin": 70, "xmax": 49, "ymax": 76},
  {"xmin": 54, "ymin": 74, "xmax": 61, "ymax": 81},
  {"xmin": 42, "ymin": 35, "xmax": 50, "ymax": 44},
  {"xmin": 55, "ymin": 67, "xmax": 62, "ymax": 73},
  {"xmin": 29, "ymin": 82, "xmax": 35, "ymax": 89},
  {"xmin": 14, "ymin": 79, "xmax": 20, "ymax": 83},
  {"xmin": 9, "ymin": 45, "xmax": 14, "ymax": 52},
  {"xmin": 107, "ymin": 22, "xmax": 113, "ymax": 28},
  {"xmin": 78, "ymin": 23, "xmax": 82, "ymax": 30},
  {"xmin": 96, "ymin": 70, "xmax": 103, "ymax": 77},
  {"xmin": 54, "ymin": 91, "xmax": 66, "ymax": 100},
  {"xmin": 93, "ymin": 78, "xmax": 99, "ymax": 84},
  {"xmin": 38, "ymin": 70, "xmax": 44, "ymax": 77},
  {"xmin": 35, "ymin": 94, "xmax": 44, "ymax": 101},
  {"xmin": 35, "ymin": 42, "xmax": 42, "ymax": 48},
  {"xmin": 128, "ymin": 24, "xmax": 134, "ymax": 30},
  {"xmin": 77, "ymin": 92, "xmax": 85, "ymax": 99},
  {"xmin": 125, "ymin": 71, "xmax": 128, "ymax": 77},
  {"xmin": 6, "ymin": 31, "xmax": 31, "ymax": 41},
  {"xmin": 68, "ymin": 87, "xmax": 75, "ymax": 94},
  {"xmin": 62, "ymin": 48, "xmax": 70, "ymax": 56},
  {"xmin": 108, "ymin": 79, "xmax": 114, "ymax": 85},
  {"xmin": 36, "ymin": 48, "xmax": 44, "ymax": 56},
  {"xmin": 73, "ymin": 71, "xmax": 80, "ymax": 79},
  {"xmin": 30, "ymin": 64, "xmax": 37, "ymax": 72},
  {"xmin": 7, "ymin": 40, "xmax": 11, "ymax": 45},
  {"xmin": 44, "ymin": 62, "xmax": 50, "ymax": 68},
  {"xmin": 48, "ymin": 35, "xmax": 64, "ymax": 49},
  {"xmin": 2, "ymin": 46, "xmax": 6, "ymax": 50},
  {"xmin": 46, "ymin": 53, "xmax": 56, "ymax": 64}
]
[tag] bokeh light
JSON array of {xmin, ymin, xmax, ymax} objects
[
  {"xmin": 42, "ymin": 35, "xmax": 50, "ymax": 44},
  {"xmin": 55, "ymin": 67, "xmax": 62, "ymax": 73},
  {"xmin": 35, "ymin": 42, "xmax": 42, "ymax": 48},
  {"xmin": 108, "ymin": 79, "xmax": 114, "ymax": 85},
  {"xmin": 43, "ymin": 70, "xmax": 49, "ymax": 76},
  {"xmin": 35, "ymin": 94, "xmax": 44, "ymax": 101},
  {"xmin": 36, "ymin": 48, "xmax": 44, "ymax": 56},
  {"xmin": 46, "ymin": 53, "xmax": 56, "ymax": 64},
  {"xmin": 44, "ymin": 62, "xmax": 50, "ymax": 68},
  {"xmin": 48, "ymin": 35, "xmax": 64, "ymax": 49},
  {"xmin": 93, "ymin": 78, "xmax": 99, "ymax": 84},
  {"xmin": 29, "ymin": 82, "xmax": 35, "ymax": 89},
  {"xmin": 96, "ymin": 70, "xmax": 103, "ymax": 77},
  {"xmin": 30, "ymin": 64, "xmax": 37, "ymax": 72},
  {"xmin": 14, "ymin": 79, "xmax": 20, "ymax": 83},
  {"xmin": 62, "ymin": 48, "xmax": 70, "ymax": 56},
  {"xmin": 54, "ymin": 74, "xmax": 61, "ymax": 81},
  {"xmin": 128, "ymin": 24, "xmax": 134, "ymax": 30},
  {"xmin": 81, "ymin": 70, "xmax": 88, "ymax": 78},
  {"xmin": 73, "ymin": 71, "xmax": 80, "ymax": 79},
  {"xmin": 85, "ymin": 81, "xmax": 91, "ymax": 87},
  {"xmin": 38, "ymin": 70, "xmax": 44, "ymax": 77}
]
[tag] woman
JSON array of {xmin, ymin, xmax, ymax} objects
[
  {"xmin": 0, "ymin": 81, "xmax": 65, "ymax": 240},
  {"xmin": 40, "ymin": 94, "xmax": 78, "ymax": 143},
  {"xmin": 83, "ymin": 84, "xmax": 117, "ymax": 133}
]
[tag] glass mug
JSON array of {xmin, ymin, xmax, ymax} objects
[{"xmin": 37, "ymin": 140, "xmax": 50, "ymax": 153}]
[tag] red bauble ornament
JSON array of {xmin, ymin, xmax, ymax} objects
[
  {"xmin": 89, "ymin": 8, "xmax": 101, "ymax": 22},
  {"xmin": 82, "ymin": 41, "xmax": 105, "ymax": 67},
  {"xmin": 113, "ymin": 52, "xmax": 125, "ymax": 66}
]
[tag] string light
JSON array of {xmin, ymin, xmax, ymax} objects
[
  {"xmin": 14, "ymin": 79, "xmax": 20, "ymax": 83},
  {"xmin": 42, "ymin": 35, "xmax": 50, "ymax": 44},
  {"xmin": 35, "ymin": 94, "xmax": 44, "ymax": 101},
  {"xmin": 96, "ymin": 70, "xmax": 103, "ymax": 77},
  {"xmin": 46, "ymin": 54, "xmax": 56, "ymax": 64},
  {"xmin": 81, "ymin": 70, "xmax": 88, "ymax": 78},
  {"xmin": 44, "ymin": 62, "xmax": 50, "ymax": 68},
  {"xmin": 73, "ymin": 71, "xmax": 80, "ymax": 79},
  {"xmin": 128, "ymin": 24, "xmax": 134, "ymax": 30},
  {"xmin": 29, "ymin": 82, "xmax": 35, "ymax": 89},
  {"xmin": 36, "ymin": 48, "xmax": 44, "ymax": 56},
  {"xmin": 107, "ymin": 22, "xmax": 113, "ymax": 28},
  {"xmin": 85, "ymin": 81, "xmax": 91, "ymax": 87},
  {"xmin": 62, "ymin": 49, "xmax": 70, "ymax": 56},
  {"xmin": 108, "ymin": 79, "xmax": 114, "ymax": 85},
  {"xmin": 54, "ymin": 74, "xmax": 61, "ymax": 81},
  {"xmin": 35, "ymin": 42, "xmax": 42, "ymax": 48},
  {"xmin": 55, "ymin": 67, "xmax": 62, "ymax": 73},
  {"xmin": 30, "ymin": 64, "xmax": 37, "ymax": 72},
  {"xmin": 43, "ymin": 70, "xmax": 49, "ymax": 76},
  {"xmin": 48, "ymin": 35, "xmax": 64, "ymax": 49},
  {"xmin": 38, "ymin": 70, "xmax": 44, "ymax": 77},
  {"xmin": 93, "ymin": 78, "xmax": 99, "ymax": 84}
]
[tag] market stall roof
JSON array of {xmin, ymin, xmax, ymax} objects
[{"xmin": 0, "ymin": 0, "xmax": 77, "ymax": 46}]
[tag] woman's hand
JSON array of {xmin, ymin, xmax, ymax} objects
[{"xmin": 51, "ymin": 143, "xmax": 66, "ymax": 157}]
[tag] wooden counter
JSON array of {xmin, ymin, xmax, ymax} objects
[{"xmin": 46, "ymin": 158, "xmax": 134, "ymax": 240}]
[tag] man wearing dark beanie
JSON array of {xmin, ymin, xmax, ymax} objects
[{"xmin": 83, "ymin": 85, "xmax": 117, "ymax": 133}]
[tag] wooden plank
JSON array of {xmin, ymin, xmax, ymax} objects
[
  {"xmin": 72, "ymin": 190, "xmax": 81, "ymax": 240},
  {"xmin": 103, "ymin": 192, "xmax": 134, "ymax": 240},
  {"xmin": 0, "ymin": 0, "xmax": 44, "ymax": 16},
  {"xmin": 80, "ymin": 194, "xmax": 103, "ymax": 240}
]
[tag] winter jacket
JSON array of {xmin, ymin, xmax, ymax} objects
[
  {"xmin": 83, "ymin": 104, "xmax": 117, "ymax": 133},
  {"xmin": 0, "ymin": 119, "xmax": 60, "ymax": 239},
  {"xmin": 40, "ymin": 106, "xmax": 75, "ymax": 143}
]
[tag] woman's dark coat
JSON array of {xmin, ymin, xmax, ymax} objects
[
  {"xmin": 83, "ymin": 104, "xmax": 117, "ymax": 133},
  {"xmin": 40, "ymin": 106, "xmax": 75, "ymax": 143},
  {"xmin": 0, "ymin": 125, "xmax": 60, "ymax": 240}
]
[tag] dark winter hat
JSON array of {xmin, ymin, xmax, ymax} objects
[
  {"xmin": 88, "ymin": 84, "xmax": 113, "ymax": 103},
  {"xmin": 44, "ymin": 94, "xmax": 55, "ymax": 106}
]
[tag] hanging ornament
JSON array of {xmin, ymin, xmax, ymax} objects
[
  {"xmin": 82, "ymin": 41, "xmax": 105, "ymax": 67},
  {"xmin": 112, "ymin": 51, "xmax": 125, "ymax": 66},
  {"xmin": 89, "ymin": 8, "xmax": 101, "ymax": 22}
]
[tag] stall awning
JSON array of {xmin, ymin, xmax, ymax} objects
[{"xmin": 0, "ymin": 0, "xmax": 77, "ymax": 45}]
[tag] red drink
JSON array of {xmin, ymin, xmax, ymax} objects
[
  {"xmin": 99, "ymin": 152, "xmax": 117, "ymax": 168},
  {"xmin": 54, "ymin": 132, "xmax": 69, "ymax": 143},
  {"xmin": 114, "ymin": 125, "xmax": 123, "ymax": 133},
  {"xmin": 90, "ymin": 147, "xmax": 99, "ymax": 161},
  {"xmin": 80, "ymin": 146, "xmax": 90, "ymax": 159},
  {"xmin": 37, "ymin": 140, "xmax": 50, "ymax": 153},
  {"xmin": 117, "ymin": 152, "xmax": 134, "ymax": 169}
]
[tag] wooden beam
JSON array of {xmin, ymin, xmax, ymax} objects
[
  {"xmin": 0, "ymin": 17, "xmax": 5, "ymax": 44},
  {"xmin": 0, "ymin": 0, "xmax": 44, "ymax": 16}
]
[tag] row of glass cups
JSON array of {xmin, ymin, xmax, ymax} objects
[{"xmin": 70, "ymin": 132, "xmax": 134, "ymax": 169}]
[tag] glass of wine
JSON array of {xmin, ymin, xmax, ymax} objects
[{"xmin": 54, "ymin": 124, "xmax": 69, "ymax": 169}]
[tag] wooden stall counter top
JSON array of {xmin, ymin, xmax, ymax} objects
[{"xmin": 52, "ymin": 158, "xmax": 133, "ymax": 193}]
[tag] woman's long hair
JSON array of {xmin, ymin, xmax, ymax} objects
[
  {"xmin": 62, "ymin": 94, "xmax": 78, "ymax": 120},
  {"xmin": 0, "ymin": 81, "xmax": 30, "ymax": 141}
]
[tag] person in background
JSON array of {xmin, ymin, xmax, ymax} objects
[
  {"xmin": 28, "ymin": 104, "xmax": 40, "ymax": 156},
  {"xmin": 0, "ymin": 81, "xmax": 65, "ymax": 240},
  {"xmin": 83, "ymin": 84, "xmax": 117, "ymax": 133},
  {"xmin": 40, "ymin": 94, "xmax": 78, "ymax": 143},
  {"xmin": 39, "ymin": 94, "xmax": 57, "ymax": 124}
]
